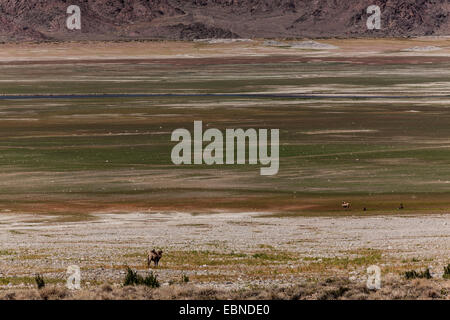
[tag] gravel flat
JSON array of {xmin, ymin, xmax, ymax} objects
[{"xmin": 1, "ymin": 212, "xmax": 448, "ymax": 290}]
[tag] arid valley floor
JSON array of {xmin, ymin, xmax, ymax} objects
[{"xmin": 0, "ymin": 39, "xmax": 449, "ymax": 299}]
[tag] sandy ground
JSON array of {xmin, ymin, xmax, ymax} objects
[
  {"xmin": 0, "ymin": 211, "xmax": 449, "ymax": 292},
  {"xmin": 2, "ymin": 38, "xmax": 450, "ymax": 63}
]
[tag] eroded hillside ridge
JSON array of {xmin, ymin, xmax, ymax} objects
[{"xmin": 0, "ymin": 0, "xmax": 449, "ymax": 41}]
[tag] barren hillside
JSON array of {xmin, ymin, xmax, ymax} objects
[{"xmin": 0, "ymin": 0, "xmax": 449, "ymax": 41}]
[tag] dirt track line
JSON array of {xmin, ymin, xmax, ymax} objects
[{"xmin": 1, "ymin": 93, "xmax": 450, "ymax": 100}]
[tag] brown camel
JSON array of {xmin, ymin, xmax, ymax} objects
[
  {"xmin": 147, "ymin": 249, "xmax": 163, "ymax": 267},
  {"xmin": 342, "ymin": 201, "xmax": 351, "ymax": 209}
]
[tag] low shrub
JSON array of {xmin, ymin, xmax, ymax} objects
[
  {"xmin": 182, "ymin": 274, "xmax": 190, "ymax": 283},
  {"xmin": 123, "ymin": 267, "xmax": 160, "ymax": 288},
  {"xmin": 35, "ymin": 274, "xmax": 45, "ymax": 290},
  {"xmin": 443, "ymin": 264, "xmax": 450, "ymax": 279},
  {"xmin": 404, "ymin": 268, "xmax": 432, "ymax": 280}
]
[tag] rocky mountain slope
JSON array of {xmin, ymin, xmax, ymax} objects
[{"xmin": 0, "ymin": 0, "xmax": 449, "ymax": 41}]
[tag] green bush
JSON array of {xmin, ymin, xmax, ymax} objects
[
  {"xmin": 142, "ymin": 272, "xmax": 160, "ymax": 288},
  {"xmin": 123, "ymin": 267, "xmax": 160, "ymax": 288},
  {"xmin": 443, "ymin": 264, "xmax": 450, "ymax": 279},
  {"xmin": 404, "ymin": 268, "xmax": 432, "ymax": 280},
  {"xmin": 35, "ymin": 274, "xmax": 45, "ymax": 289},
  {"xmin": 123, "ymin": 267, "xmax": 138, "ymax": 286},
  {"xmin": 182, "ymin": 274, "xmax": 190, "ymax": 283}
]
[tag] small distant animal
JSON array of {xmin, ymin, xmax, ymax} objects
[
  {"xmin": 398, "ymin": 203, "xmax": 404, "ymax": 210},
  {"xmin": 342, "ymin": 201, "xmax": 351, "ymax": 209},
  {"xmin": 147, "ymin": 249, "xmax": 163, "ymax": 268},
  {"xmin": 363, "ymin": 207, "xmax": 367, "ymax": 211}
]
